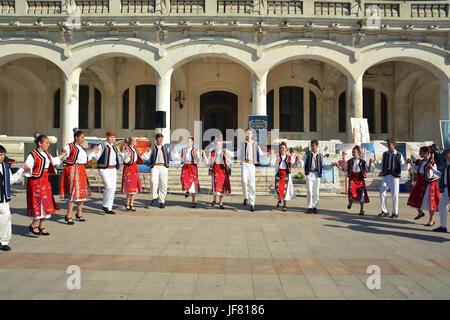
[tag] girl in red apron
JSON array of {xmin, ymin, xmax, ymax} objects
[
  {"xmin": 407, "ymin": 146, "xmax": 441, "ymax": 226},
  {"xmin": 269, "ymin": 142, "xmax": 298, "ymax": 212},
  {"xmin": 120, "ymin": 137, "xmax": 150, "ymax": 211},
  {"xmin": 171, "ymin": 136, "xmax": 204, "ymax": 208},
  {"xmin": 334, "ymin": 145, "xmax": 371, "ymax": 215},
  {"xmin": 24, "ymin": 134, "xmax": 67, "ymax": 236},
  {"xmin": 60, "ymin": 129, "xmax": 98, "ymax": 224},
  {"xmin": 206, "ymin": 140, "xmax": 233, "ymax": 209}
]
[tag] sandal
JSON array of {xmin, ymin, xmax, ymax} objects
[
  {"xmin": 75, "ymin": 214, "xmax": 86, "ymax": 222},
  {"xmin": 283, "ymin": 206, "xmax": 287, "ymax": 212},
  {"xmin": 191, "ymin": 203, "xmax": 196, "ymax": 208},
  {"xmin": 277, "ymin": 201, "xmax": 281, "ymax": 207},
  {"xmin": 28, "ymin": 225, "xmax": 40, "ymax": 235},
  {"xmin": 38, "ymin": 227, "xmax": 50, "ymax": 236},
  {"xmin": 414, "ymin": 212, "xmax": 425, "ymax": 220},
  {"xmin": 125, "ymin": 205, "xmax": 131, "ymax": 211},
  {"xmin": 130, "ymin": 206, "xmax": 136, "ymax": 212},
  {"xmin": 64, "ymin": 215, "xmax": 74, "ymax": 225},
  {"xmin": 211, "ymin": 201, "xmax": 216, "ymax": 207}
]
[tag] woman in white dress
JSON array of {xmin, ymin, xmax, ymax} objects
[{"xmin": 270, "ymin": 142, "xmax": 298, "ymax": 212}]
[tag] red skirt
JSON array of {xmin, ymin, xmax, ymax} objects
[
  {"xmin": 407, "ymin": 174, "xmax": 440, "ymax": 212},
  {"xmin": 181, "ymin": 164, "xmax": 200, "ymax": 192},
  {"xmin": 212, "ymin": 164, "xmax": 231, "ymax": 195},
  {"xmin": 348, "ymin": 172, "xmax": 369, "ymax": 203},
  {"xmin": 60, "ymin": 165, "xmax": 91, "ymax": 201},
  {"xmin": 27, "ymin": 170, "xmax": 60, "ymax": 218},
  {"xmin": 275, "ymin": 169, "xmax": 289, "ymax": 200},
  {"xmin": 122, "ymin": 163, "xmax": 142, "ymax": 194}
]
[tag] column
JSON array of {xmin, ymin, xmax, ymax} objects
[
  {"xmin": 61, "ymin": 67, "xmax": 82, "ymax": 147},
  {"xmin": 346, "ymin": 74, "xmax": 363, "ymax": 142},
  {"xmin": 252, "ymin": 72, "xmax": 267, "ymax": 116},
  {"xmin": 440, "ymin": 77, "xmax": 450, "ymax": 120},
  {"xmin": 156, "ymin": 69, "xmax": 173, "ymax": 140}
]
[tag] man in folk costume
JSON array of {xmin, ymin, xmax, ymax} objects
[
  {"xmin": 149, "ymin": 133, "xmax": 171, "ymax": 209},
  {"xmin": 236, "ymin": 129, "xmax": 265, "ymax": 212},
  {"xmin": 121, "ymin": 137, "xmax": 151, "ymax": 211},
  {"xmin": 0, "ymin": 145, "xmax": 30, "ymax": 251},
  {"xmin": 373, "ymin": 138, "xmax": 408, "ymax": 219},
  {"xmin": 60, "ymin": 129, "xmax": 98, "ymax": 224},
  {"xmin": 171, "ymin": 136, "xmax": 204, "ymax": 208},
  {"xmin": 207, "ymin": 139, "xmax": 233, "ymax": 209},
  {"xmin": 406, "ymin": 146, "xmax": 441, "ymax": 226},
  {"xmin": 434, "ymin": 149, "xmax": 450, "ymax": 233},
  {"xmin": 269, "ymin": 141, "xmax": 298, "ymax": 212},
  {"xmin": 299, "ymin": 140, "xmax": 333, "ymax": 214},
  {"xmin": 334, "ymin": 145, "xmax": 371, "ymax": 215},
  {"xmin": 93, "ymin": 130, "xmax": 120, "ymax": 214},
  {"xmin": 25, "ymin": 134, "xmax": 67, "ymax": 236}
]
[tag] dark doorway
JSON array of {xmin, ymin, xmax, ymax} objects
[{"xmin": 200, "ymin": 91, "xmax": 238, "ymax": 149}]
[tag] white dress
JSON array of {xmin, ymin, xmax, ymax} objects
[
  {"xmin": 270, "ymin": 154, "xmax": 298, "ymax": 201},
  {"xmin": 410, "ymin": 161, "xmax": 440, "ymax": 211}
]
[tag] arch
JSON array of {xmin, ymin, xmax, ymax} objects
[
  {"xmin": 357, "ymin": 43, "xmax": 450, "ymax": 81},
  {"xmin": 160, "ymin": 42, "xmax": 257, "ymax": 76}
]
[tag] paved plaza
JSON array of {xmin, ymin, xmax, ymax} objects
[{"xmin": 0, "ymin": 188, "xmax": 449, "ymax": 300}]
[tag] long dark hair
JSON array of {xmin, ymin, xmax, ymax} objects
[{"xmin": 34, "ymin": 132, "xmax": 48, "ymax": 147}]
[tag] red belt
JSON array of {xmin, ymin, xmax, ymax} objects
[{"xmin": 107, "ymin": 165, "xmax": 116, "ymax": 169}]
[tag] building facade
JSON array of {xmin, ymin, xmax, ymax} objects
[{"xmin": 0, "ymin": 0, "xmax": 449, "ymax": 148}]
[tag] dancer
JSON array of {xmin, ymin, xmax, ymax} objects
[
  {"xmin": 93, "ymin": 130, "xmax": 120, "ymax": 214},
  {"xmin": 407, "ymin": 146, "xmax": 440, "ymax": 226},
  {"xmin": 60, "ymin": 129, "xmax": 97, "ymax": 224},
  {"xmin": 171, "ymin": 136, "xmax": 203, "ymax": 208},
  {"xmin": 373, "ymin": 138, "xmax": 408, "ymax": 218},
  {"xmin": 121, "ymin": 137, "xmax": 150, "ymax": 211},
  {"xmin": 207, "ymin": 139, "xmax": 233, "ymax": 209},
  {"xmin": 435, "ymin": 149, "xmax": 450, "ymax": 233},
  {"xmin": 0, "ymin": 145, "xmax": 29, "ymax": 251},
  {"xmin": 334, "ymin": 145, "xmax": 370, "ymax": 215},
  {"xmin": 270, "ymin": 141, "xmax": 298, "ymax": 212},
  {"xmin": 25, "ymin": 134, "xmax": 67, "ymax": 236},
  {"xmin": 149, "ymin": 133, "xmax": 170, "ymax": 209},
  {"xmin": 236, "ymin": 128, "xmax": 265, "ymax": 212},
  {"xmin": 299, "ymin": 140, "xmax": 334, "ymax": 214}
]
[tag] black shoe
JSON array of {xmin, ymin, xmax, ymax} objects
[
  {"xmin": 250, "ymin": 206, "xmax": 255, "ymax": 212},
  {"xmin": 38, "ymin": 228, "xmax": 50, "ymax": 236},
  {"xmin": 425, "ymin": 221, "xmax": 435, "ymax": 227},
  {"xmin": 102, "ymin": 206, "xmax": 108, "ymax": 213},
  {"xmin": 160, "ymin": 203, "xmax": 165, "ymax": 209},
  {"xmin": 28, "ymin": 225, "xmax": 40, "ymax": 235},
  {"xmin": 283, "ymin": 206, "xmax": 287, "ymax": 212},
  {"xmin": 75, "ymin": 214, "xmax": 86, "ymax": 222},
  {"xmin": 151, "ymin": 199, "xmax": 157, "ymax": 206},
  {"xmin": 359, "ymin": 210, "xmax": 365, "ymax": 216},
  {"xmin": 243, "ymin": 199, "xmax": 247, "ymax": 207},
  {"xmin": 185, "ymin": 192, "xmax": 189, "ymax": 198},
  {"xmin": 220, "ymin": 204, "xmax": 225, "ymax": 209},
  {"xmin": 130, "ymin": 206, "xmax": 136, "ymax": 212},
  {"xmin": 305, "ymin": 208, "xmax": 312, "ymax": 214},
  {"xmin": 433, "ymin": 226, "xmax": 448, "ymax": 233},
  {"xmin": 347, "ymin": 203, "xmax": 352, "ymax": 209},
  {"xmin": 107, "ymin": 210, "xmax": 116, "ymax": 215},
  {"xmin": 378, "ymin": 212, "xmax": 389, "ymax": 217},
  {"xmin": 191, "ymin": 203, "xmax": 196, "ymax": 208},
  {"xmin": 0, "ymin": 244, "xmax": 11, "ymax": 251},
  {"xmin": 312, "ymin": 208, "xmax": 318, "ymax": 214},
  {"xmin": 414, "ymin": 212, "xmax": 425, "ymax": 220},
  {"xmin": 277, "ymin": 201, "xmax": 281, "ymax": 208},
  {"xmin": 390, "ymin": 214, "xmax": 399, "ymax": 219},
  {"xmin": 64, "ymin": 215, "xmax": 74, "ymax": 225},
  {"xmin": 211, "ymin": 201, "xmax": 216, "ymax": 207},
  {"xmin": 125, "ymin": 205, "xmax": 131, "ymax": 211}
]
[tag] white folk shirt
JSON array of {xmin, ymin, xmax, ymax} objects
[
  {"xmin": 300, "ymin": 152, "xmax": 320, "ymax": 170},
  {"xmin": 342, "ymin": 158, "xmax": 369, "ymax": 173},
  {"xmin": 237, "ymin": 140, "xmax": 264, "ymax": 163},
  {"xmin": 122, "ymin": 147, "xmax": 150, "ymax": 163},
  {"xmin": 94, "ymin": 142, "xmax": 118, "ymax": 166},
  {"xmin": 207, "ymin": 149, "xmax": 233, "ymax": 167},
  {"xmin": 412, "ymin": 160, "xmax": 440, "ymax": 180},
  {"xmin": 24, "ymin": 151, "xmax": 61, "ymax": 177},
  {"xmin": 0, "ymin": 164, "xmax": 24, "ymax": 203},
  {"xmin": 151, "ymin": 144, "xmax": 166, "ymax": 165},
  {"xmin": 270, "ymin": 154, "xmax": 298, "ymax": 170},
  {"xmin": 62, "ymin": 143, "xmax": 94, "ymax": 165},
  {"xmin": 375, "ymin": 150, "xmax": 407, "ymax": 171}
]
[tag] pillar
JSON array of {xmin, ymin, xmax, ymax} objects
[
  {"xmin": 61, "ymin": 67, "xmax": 82, "ymax": 147},
  {"xmin": 440, "ymin": 77, "xmax": 450, "ymax": 120},
  {"xmin": 252, "ymin": 72, "xmax": 267, "ymax": 116},
  {"xmin": 156, "ymin": 69, "xmax": 173, "ymax": 141},
  {"xmin": 346, "ymin": 74, "xmax": 363, "ymax": 142}
]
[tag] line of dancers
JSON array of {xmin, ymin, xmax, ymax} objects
[{"xmin": 0, "ymin": 130, "xmax": 448, "ymax": 252}]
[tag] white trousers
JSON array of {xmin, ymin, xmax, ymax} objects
[
  {"xmin": 151, "ymin": 166, "xmax": 168, "ymax": 204},
  {"xmin": 241, "ymin": 162, "xmax": 256, "ymax": 206},
  {"xmin": 306, "ymin": 172, "xmax": 321, "ymax": 208},
  {"xmin": 379, "ymin": 174, "xmax": 400, "ymax": 215},
  {"xmin": 99, "ymin": 168, "xmax": 117, "ymax": 211},
  {"xmin": 0, "ymin": 202, "xmax": 11, "ymax": 246},
  {"xmin": 438, "ymin": 187, "xmax": 449, "ymax": 228}
]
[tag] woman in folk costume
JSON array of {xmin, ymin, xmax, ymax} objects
[
  {"xmin": 60, "ymin": 129, "xmax": 98, "ymax": 224},
  {"xmin": 206, "ymin": 139, "xmax": 233, "ymax": 209},
  {"xmin": 333, "ymin": 145, "xmax": 371, "ymax": 216},
  {"xmin": 171, "ymin": 136, "xmax": 204, "ymax": 208},
  {"xmin": 25, "ymin": 134, "xmax": 67, "ymax": 236},
  {"xmin": 407, "ymin": 146, "xmax": 441, "ymax": 226},
  {"xmin": 120, "ymin": 137, "xmax": 150, "ymax": 211},
  {"xmin": 269, "ymin": 141, "xmax": 298, "ymax": 212}
]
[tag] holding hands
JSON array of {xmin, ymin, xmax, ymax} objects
[{"xmin": 21, "ymin": 163, "xmax": 31, "ymax": 172}]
